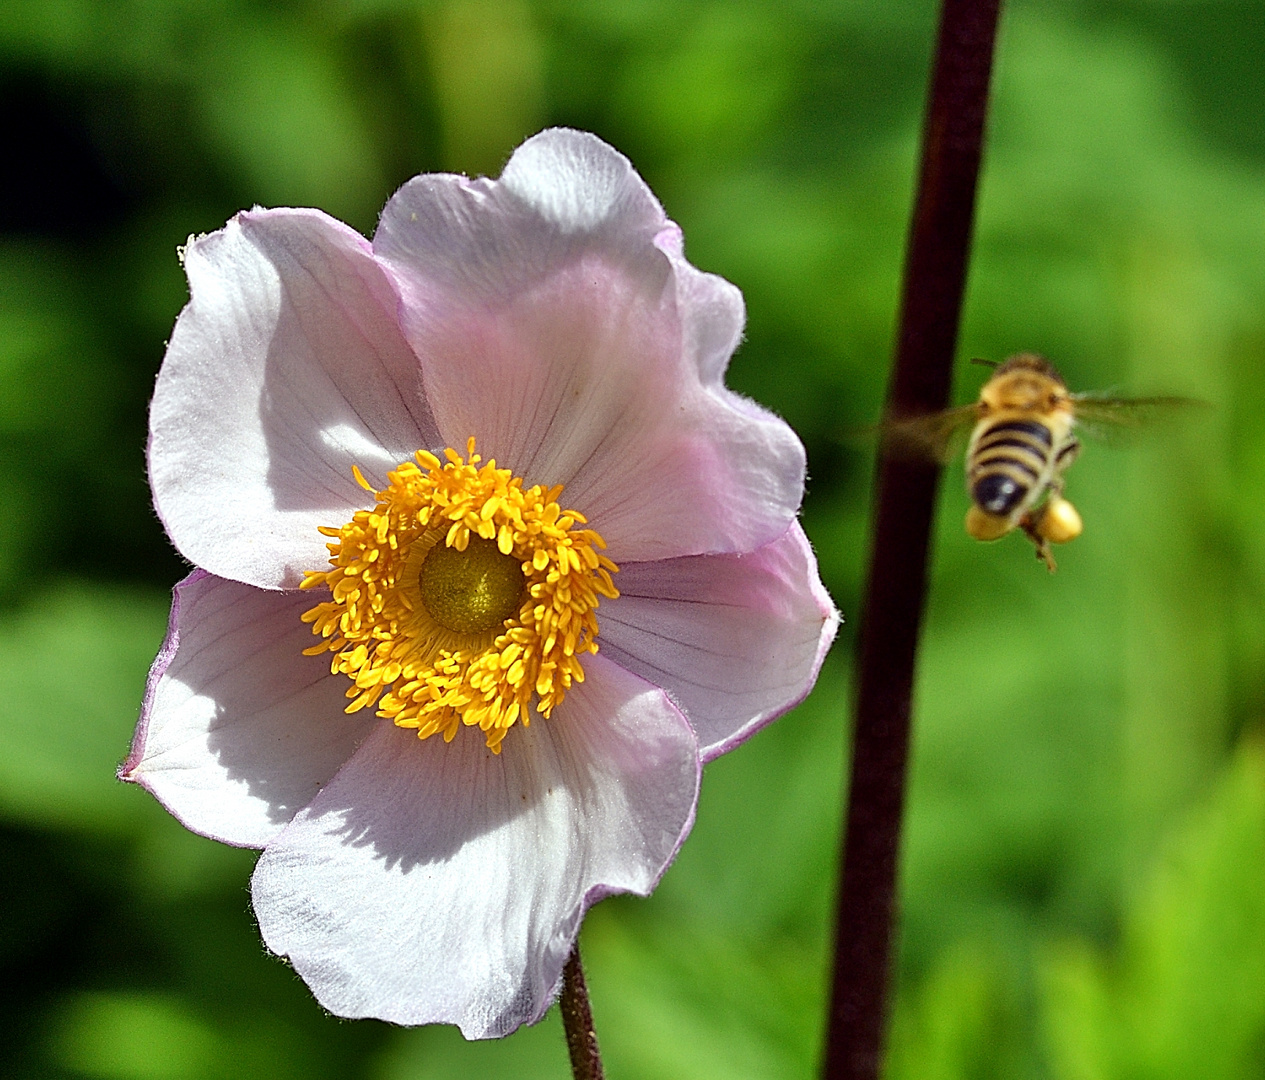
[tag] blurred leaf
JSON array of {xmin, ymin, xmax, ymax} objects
[
  {"xmin": 1040, "ymin": 739, "xmax": 1265, "ymax": 1080},
  {"xmin": 612, "ymin": 5, "xmax": 801, "ymax": 169},
  {"xmin": 48, "ymin": 991, "xmax": 222, "ymax": 1080},
  {"xmin": 1119, "ymin": 235, "xmax": 1233, "ymax": 867},
  {"xmin": 0, "ymin": 583, "xmax": 168, "ymax": 831},
  {"xmin": 45, "ymin": 989, "xmax": 314, "ymax": 1080},
  {"xmin": 902, "ymin": 557, "xmax": 1127, "ymax": 968},
  {"xmin": 376, "ymin": 1009, "xmax": 566, "ymax": 1080},
  {"xmin": 581, "ymin": 915, "xmax": 809, "ymax": 1080},
  {"xmin": 424, "ymin": 0, "xmax": 546, "ymax": 176},
  {"xmin": 0, "ymin": 245, "xmax": 143, "ymax": 594},
  {"xmin": 0, "ymin": 243, "xmax": 113, "ymax": 440},
  {"xmin": 640, "ymin": 659, "xmax": 847, "ymax": 943},
  {"xmin": 886, "ymin": 941, "xmax": 1027, "ymax": 1080},
  {"xmin": 581, "ymin": 908, "xmax": 816, "ymax": 1080},
  {"xmin": 196, "ymin": 24, "xmax": 386, "ymax": 224}
]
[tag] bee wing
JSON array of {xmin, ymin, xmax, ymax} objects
[
  {"xmin": 880, "ymin": 404, "xmax": 980, "ymax": 463},
  {"xmin": 1071, "ymin": 393, "xmax": 1208, "ymax": 439}
]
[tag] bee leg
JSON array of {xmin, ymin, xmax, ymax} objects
[{"xmin": 1019, "ymin": 514, "xmax": 1058, "ymax": 572}]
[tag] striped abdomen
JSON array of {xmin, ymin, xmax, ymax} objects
[{"xmin": 967, "ymin": 416, "xmax": 1073, "ymax": 519}]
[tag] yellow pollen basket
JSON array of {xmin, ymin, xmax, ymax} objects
[{"xmin": 300, "ymin": 439, "xmax": 619, "ymax": 753}]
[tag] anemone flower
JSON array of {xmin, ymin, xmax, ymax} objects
[{"xmin": 122, "ymin": 128, "xmax": 838, "ymax": 1038}]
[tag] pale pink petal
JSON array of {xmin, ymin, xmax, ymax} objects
[
  {"xmin": 120, "ymin": 572, "xmax": 376, "ymax": 848},
  {"xmin": 599, "ymin": 523, "xmax": 839, "ymax": 761},
  {"xmin": 251, "ymin": 655, "xmax": 699, "ymax": 1036},
  {"xmin": 150, "ymin": 208, "xmax": 440, "ymax": 590},
  {"xmin": 373, "ymin": 128, "xmax": 805, "ymax": 562}
]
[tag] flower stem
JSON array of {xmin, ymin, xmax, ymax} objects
[
  {"xmin": 560, "ymin": 942, "xmax": 605, "ymax": 1080},
  {"xmin": 823, "ymin": 2, "xmax": 1003, "ymax": 1078}
]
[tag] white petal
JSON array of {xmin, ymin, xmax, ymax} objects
[
  {"xmin": 374, "ymin": 129, "xmax": 805, "ymax": 562},
  {"xmin": 121, "ymin": 572, "xmax": 376, "ymax": 848},
  {"xmin": 251, "ymin": 654, "xmax": 699, "ymax": 1036},
  {"xmin": 373, "ymin": 129, "xmax": 666, "ymax": 301},
  {"xmin": 499, "ymin": 126, "xmax": 666, "ymax": 235},
  {"xmin": 150, "ymin": 208, "xmax": 440, "ymax": 590},
  {"xmin": 599, "ymin": 523, "xmax": 839, "ymax": 760}
]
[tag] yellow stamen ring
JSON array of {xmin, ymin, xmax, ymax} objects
[{"xmin": 300, "ymin": 439, "xmax": 619, "ymax": 753}]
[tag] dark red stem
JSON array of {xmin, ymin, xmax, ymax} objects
[
  {"xmin": 560, "ymin": 942, "xmax": 605, "ymax": 1080},
  {"xmin": 823, "ymin": 2, "xmax": 1003, "ymax": 1078}
]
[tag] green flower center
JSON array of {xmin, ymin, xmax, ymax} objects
[{"xmin": 418, "ymin": 536, "xmax": 525, "ymax": 635}]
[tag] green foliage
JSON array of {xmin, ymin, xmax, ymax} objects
[
  {"xmin": 2, "ymin": 0, "xmax": 1265, "ymax": 1076},
  {"xmin": 887, "ymin": 941, "xmax": 1026, "ymax": 1080},
  {"xmin": 0, "ymin": 584, "xmax": 166, "ymax": 831},
  {"xmin": 1041, "ymin": 741, "xmax": 1265, "ymax": 1080}
]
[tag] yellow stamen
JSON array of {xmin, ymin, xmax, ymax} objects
[{"xmin": 301, "ymin": 441, "xmax": 619, "ymax": 753}]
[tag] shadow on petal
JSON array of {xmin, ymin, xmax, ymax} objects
[
  {"xmin": 131, "ymin": 574, "xmax": 377, "ymax": 848},
  {"xmin": 250, "ymin": 211, "xmax": 442, "ymax": 512},
  {"xmin": 291, "ymin": 708, "xmax": 589, "ymax": 872},
  {"xmin": 250, "ymin": 655, "xmax": 701, "ymax": 1033}
]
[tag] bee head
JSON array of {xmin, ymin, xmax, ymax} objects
[{"xmin": 980, "ymin": 353, "xmax": 1069, "ymax": 412}]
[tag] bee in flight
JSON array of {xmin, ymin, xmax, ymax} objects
[{"xmin": 885, "ymin": 352, "xmax": 1195, "ymax": 571}]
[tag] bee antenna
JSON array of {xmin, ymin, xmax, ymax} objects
[{"xmin": 970, "ymin": 357, "xmax": 1000, "ymax": 369}]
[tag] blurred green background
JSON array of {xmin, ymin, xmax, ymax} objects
[{"xmin": 2, "ymin": 0, "xmax": 1264, "ymax": 1076}]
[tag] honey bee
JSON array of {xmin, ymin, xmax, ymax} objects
[{"xmin": 884, "ymin": 352, "xmax": 1196, "ymax": 571}]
